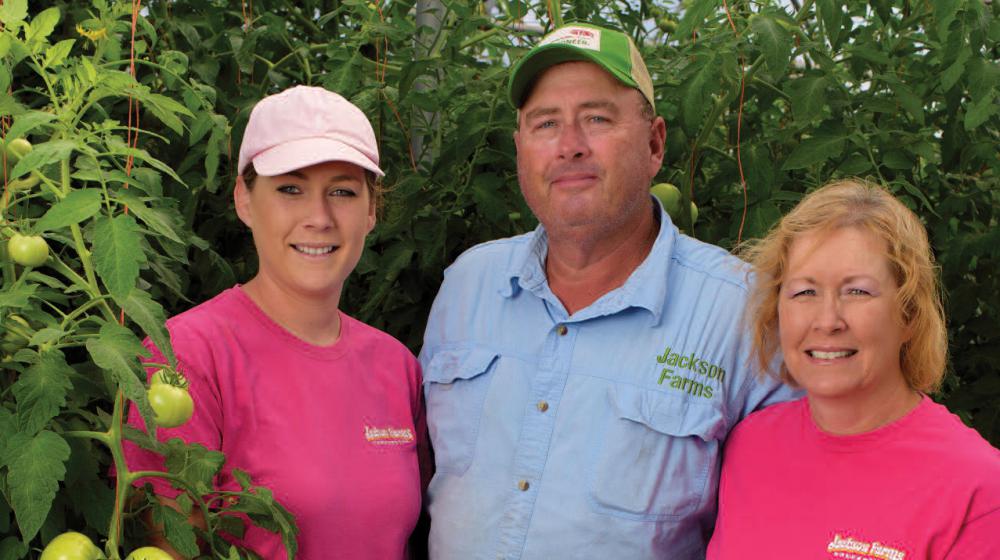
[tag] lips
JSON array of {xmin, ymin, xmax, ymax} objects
[
  {"xmin": 806, "ymin": 349, "xmax": 857, "ymax": 359},
  {"xmin": 292, "ymin": 244, "xmax": 336, "ymax": 256}
]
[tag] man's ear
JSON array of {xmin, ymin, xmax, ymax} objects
[
  {"xmin": 234, "ymin": 176, "xmax": 253, "ymax": 228},
  {"xmin": 648, "ymin": 116, "xmax": 667, "ymax": 175}
]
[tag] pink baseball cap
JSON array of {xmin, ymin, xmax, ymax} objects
[{"xmin": 237, "ymin": 85, "xmax": 384, "ymax": 177}]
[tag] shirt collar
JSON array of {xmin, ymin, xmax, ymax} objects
[{"xmin": 501, "ymin": 198, "xmax": 678, "ymax": 324}]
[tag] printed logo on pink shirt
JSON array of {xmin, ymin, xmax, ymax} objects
[
  {"xmin": 364, "ymin": 424, "xmax": 415, "ymax": 445},
  {"xmin": 827, "ymin": 534, "xmax": 907, "ymax": 560}
]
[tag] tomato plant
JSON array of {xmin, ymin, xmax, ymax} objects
[
  {"xmin": 39, "ymin": 532, "xmax": 102, "ymax": 560},
  {"xmin": 1, "ymin": 3, "xmax": 298, "ymax": 559},
  {"xmin": 147, "ymin": 383, "xmax": 193, "ymax": 429}
]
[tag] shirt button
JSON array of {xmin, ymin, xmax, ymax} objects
[
  {"xmin": 556, "ymin": 324, "xmax": 568, "ymax": 336},
  {"xmin": 537, "ymin": 401, "xmax": 549, "ymax": 412},
  {"xmin": 518, "ymin": 479, "xmax": 530, "ymax": 491}
]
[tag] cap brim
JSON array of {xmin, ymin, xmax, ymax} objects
[
  {"xmin": 250, "ymin": 137, "xmax": 384, "ymax": 177},
  {"xmin": 508, "ymin": 45, "xmax": 638, "ymax": 108}
]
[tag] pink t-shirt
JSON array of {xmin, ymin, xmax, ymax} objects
[
  {"xmin": 707, "ymin": 396, "xmax": 1000, "ymax": 560},
  {"xmin": 124, "ymin": 286, "xmax": 429, "ymax": 560}
]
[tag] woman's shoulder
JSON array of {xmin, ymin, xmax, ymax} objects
[
  {"xmin": 341, "ymin": 313, "xmax": 417, "ymax": 362},
  {"xmin": 165, "ymin": 286, "xmax": 247, "ymax": 330},
  {"xmin": 726, "ymin": 397, "xmax": 807, "ymax": 448},
  {"xmin": 920, "ymin": 399, "xmax": 1000, "ymax": 474}
]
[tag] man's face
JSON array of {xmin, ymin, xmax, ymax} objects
[{"xmin": 513, "ymin": 61, "xmax": 665, "ymax": 239}]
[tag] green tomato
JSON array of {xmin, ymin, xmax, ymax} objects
[
  {"xmin": 125, "ymin": 546, "xmax": 174, "ymax": 560},
  {"xmin": 690, "ymin": 201, "xmax": 699, "ymax": 224},
  {"xmin": 650, "ymin": 182, "xmax": 682, "ymax": 217},
  {"xmin": 7, "ymin": 234, "xmax": 49, "ymax": 267},
  {"xmin": 148, "ymin": 382, "xmax": 194, "ymax": 428},
  {"xmin": 39, "ymin": 532, "xmax": 102, "ymax": 560},
  {"xmin": 5, "ymin": 138, "xmax": 32, "ymax": 163},
  {"xmin": 8, "ymin": 171, "xmax": 40, "ymax": 191}
]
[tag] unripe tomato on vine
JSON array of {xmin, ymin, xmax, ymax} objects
[
  {"xmin": 39, "ymin": 532, "xmax": 103, "ymax": 560},
  {"xmin": 125, "ymin": 546, "xmax": 174, "ymax": 560},
  {"xmin": 147, "ymin": 368, "xmax": 194, "ymax": 428},
  {"xmin": 7, "ymin": 233, "xmax": 49, "ymax": 267}
]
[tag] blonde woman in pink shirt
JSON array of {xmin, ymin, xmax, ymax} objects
[
  {"xmin": 708, "ymin": 179, "xmax": 999, "ymax": 560},
  {"xmin": 125, "ymin": 86, "xmax": 430, "ymax": 559}
]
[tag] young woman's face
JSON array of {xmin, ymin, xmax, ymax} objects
[
  {"xmin": 235, "ymin": 160, "xmax": 375, "ymax": 302},
  {"xmin": 777, "ymin": 226, "xmax": 912, "ymax": 403}
]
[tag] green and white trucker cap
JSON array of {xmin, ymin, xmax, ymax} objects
[{"xmin": 508, "ymin": 23, "xmax": 655, "ymax": 109}]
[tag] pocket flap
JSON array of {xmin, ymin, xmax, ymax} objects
[
  {"xmin": 423, "ymin": 348, "xmax": 499, "ymax": 385},
  {"xmin": 609, "ymin": 384, "xmax": 724, "ymax": 442}
]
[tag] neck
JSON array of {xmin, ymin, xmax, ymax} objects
[
  {"xmin": 545, "ymin": 206, "xmax": 658, "ymax": 315},
  {"xmin": 807, "ymin": 383, "xmax": 923, "ymax": 436},
  {"xmin": 241, "ymin": 275, "xmax": 344, "ymax": 346}
]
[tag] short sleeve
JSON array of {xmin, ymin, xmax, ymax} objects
[{"xmin": 944, "ymin": 508, "xmax": 1000, "ymax": 559}]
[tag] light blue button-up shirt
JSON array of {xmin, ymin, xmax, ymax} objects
[{"xmin": 420, "ymin": 200, "xmax": 796, "ymax": 560}]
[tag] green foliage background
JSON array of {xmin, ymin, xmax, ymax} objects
[{"xmin": 1, "ymin": 0, "xmax": 997, "ymax": 557}]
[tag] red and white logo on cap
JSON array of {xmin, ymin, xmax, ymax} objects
[{"xmin": 540, "ymin": 26, "xmax": 601, "ymax": 51}]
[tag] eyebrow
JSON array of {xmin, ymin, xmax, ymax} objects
[
  {"xmin": 278, "ymin": 171, "xmax": 361, "ymax": 184},
  {"xmin": 785, "ymin": 274, "xmax": 880, "ymax": 284},
  {"xmin": 523, "ymin": 100, "xmax": 620, "ymax": 122}
]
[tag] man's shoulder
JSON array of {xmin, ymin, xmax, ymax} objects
[
  {"xmin": 444, "ymin": 231, "xmax": 535, "ymax": 279},
  {"xmin": 668, "ymin": 232, "xmax": 752, "ymax": 292}
]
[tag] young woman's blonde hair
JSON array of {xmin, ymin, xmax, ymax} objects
[{"xmin": 742, "ymin": 178, "xmax": 948, "ymax": 393}]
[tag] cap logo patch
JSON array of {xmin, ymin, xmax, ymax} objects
[{"xmin": 539, "ymin": 26, "xmax": 601, "ymax": 51}]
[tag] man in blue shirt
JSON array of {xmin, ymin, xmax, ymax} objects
[{"xmin": 420, "ymin": 22, "xmax": 795, "ymax": 559}]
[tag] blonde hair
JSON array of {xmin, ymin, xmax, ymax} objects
[{"xmin": 742, "ymin": 179, "xmax": 948, "ymax": 393}]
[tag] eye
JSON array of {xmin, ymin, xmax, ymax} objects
[
  {"xmin": 791, "ymin": 288, "xmax": 816, "ymax": 298},
  {"xmin": 846, "ymin": 287, "xmax": 871, "ymax": 296},
  {"xmin": 329, "ymin": 187, "xmax": 357, "ymax": 197},
  {"xmin": 536, "ymin": 119, "xmax": 557, "ymax": 130},
  {"xmin": 277, "ymin": 184, "xmax": 301, "ymax": 195},
  {"xmin": 588, "ymin": 115, "xmax": 610, "ymax": 124}
]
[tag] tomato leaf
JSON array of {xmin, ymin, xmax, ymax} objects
[
  {"xmin": 781, "ymin": 132, "xmax": 847, "ymax": 170},
  {"xmin": 784, "ymin": 76, "xmax": 828, "ymax": 122},
  {"xmin": 0, "ymin": 0, "xmax": 28, "ymax": 26},
  {"xmin": 35, "ymin": 189, "xmax": 103, "ymax": 233},
  {"xmin": 116, "ymin": 289, "xmax": 176, "ymax": 367},
  {"xmin": 162, "ymin": 439, "xmax": 225, "ymax": 495},
  {"xmin": 8, "ymin": 139, "xmax": 76, "ymax": 181},
  {"xmin": 0, "ymin": 283, "xmax": 36, "ymax": 310},
  {"xmin": 152, "ymin": 500, "xmax": 199, "ymax": 558},
  {"xmin": 92, "ymin": 214, "xmax": 147, "ymax": 300},
  {"xmin": 7, "ymin": 430, "xmax": 71, "ymax": 543},
  {"xmin": 86, "ymin": 322, "xmax": 154, "ymax": 433},
  {"xmin": 12, "ymin": 351, "xmax": 72, "ymax": 436},
  {"xmin": 5, "ymin": 110, "xmax": 56, "ymax": 141},
  {"xmin": 750, "ymin": 14, "xmax": 791, "ymax": 77},
  {"xmin": 0, "ymin": 536, "xmax": 29, "ymax": 560}
]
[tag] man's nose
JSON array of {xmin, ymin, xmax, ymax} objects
[{"xmin": 557, "ymin": 122, "xmax": 590, "ymax": 160}]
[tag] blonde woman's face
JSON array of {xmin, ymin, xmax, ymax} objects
[{"xmin": 777, "ymin": 226, "xmax": 912, "ymax": 403}]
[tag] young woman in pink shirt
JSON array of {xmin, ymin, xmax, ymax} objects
[
  {"xmin": 125, "ymin": 86, "xmax": 429, "ymax": 559},
  {"xmin": 708, "ymin": 179, "xmax": 999, "ymax": 560}
]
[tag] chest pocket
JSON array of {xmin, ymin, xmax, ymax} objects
[
  {"xmin": 589, "ymin": 384, "xmax": 726, "ymax": 521},
  {"xmin": 423, "ymin": 348, "xmax": 498, "ymax": 475}
]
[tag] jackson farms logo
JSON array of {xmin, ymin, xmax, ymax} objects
[{"xmin": 655, "ymin": 347, "xmax": 726, "ymax": 399}]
